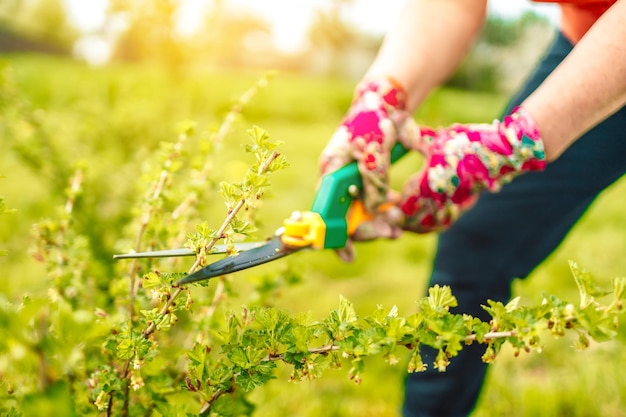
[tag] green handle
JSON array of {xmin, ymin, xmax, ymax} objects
[{"xmin": 311, "ymin": 143, "xmax": 409, "ymax": 249}]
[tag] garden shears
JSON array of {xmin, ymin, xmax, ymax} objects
[{"xmin": 114, "ymin": 144, "xmax": 408, "ymax": 285}]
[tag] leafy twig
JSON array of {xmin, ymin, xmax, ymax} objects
[
  {"xmin": 128, "ymin": 129, "xmax": 191, "ymax": 315},
  {"xmin": 142, "ymin": 150, "xmax": 281, "ymax": 338},
  {"xmin": 170, "ymin": 72, "xmax": 274, "ymax": 221}
]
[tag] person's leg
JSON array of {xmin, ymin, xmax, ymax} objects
[{"xmin": 403, "ymin": 32, "xmax": 626, "ymax": 417}]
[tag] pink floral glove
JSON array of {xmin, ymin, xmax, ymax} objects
[
  {"xmin": 319, "ymin": 76, "xmax": 427, "ymax": 211},
  {"xmin": 398, "ymin": 106, "xmax": 547, "ymax": 232}
]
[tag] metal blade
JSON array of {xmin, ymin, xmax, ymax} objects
[
  {"xmin": 177, "ymin": 236, "xmax": 305, "ymax": 285},
  {"xmin": 113, "ymin": 248, "xmax": 195, "ymax": 259},
  {"xmin": 113, "ymin": 242, "xmax": 265, "ymax": 260}
]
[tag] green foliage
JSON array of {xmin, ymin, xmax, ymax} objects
[{"xmin": 1, "ymin": 55, "xmax": 626, "ymax": 416}]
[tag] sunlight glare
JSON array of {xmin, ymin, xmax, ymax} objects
[{"xmin": 65, "ymin": 0, "xmax": 108, "ymax": 32}]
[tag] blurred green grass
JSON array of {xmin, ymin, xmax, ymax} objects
[{"xmin": 1, "ymin": 54, "xmax": 625, "ymax": 416}]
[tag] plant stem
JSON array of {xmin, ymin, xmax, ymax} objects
[
  {"xmin": 171, "ymin": 72, "xmax": 273, "ymax": 221},
  {"xmin": 472, "ymin": 330, "xmax": 518, "ymax": 341},
  {"xmin": 213, "ymin": 72, "xmax": 273, "ymax": 145},
  {"xmin": 205, "ymin": 277, "xmax": 226, "ymax": 319},
  {"xmin": 55, "ymin": 168, "xmax": 83, "ymax": 269},
  {"xmin": 129, "ymin": 131, "xmax": 189, "ymax": 317},
  {"xmin": 264, "ymin": 330, "xmax": 522, "ymax": 362},
  {"xmin": 142, "ymin": 150, "xmax": 281, "ymax": 338}
]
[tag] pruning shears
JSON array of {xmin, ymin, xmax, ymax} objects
[{"xmin": 114, "ymin": 144, "xmax": 408, "ymax": 285}]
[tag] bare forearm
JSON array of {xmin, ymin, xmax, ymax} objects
[
  {"xmin": 365, "ymin": 0, "xmax": 487, "ymax": 111},
  {"xmin": 522, "ymin": 1, "xmax": 626, "ymax": 161}
]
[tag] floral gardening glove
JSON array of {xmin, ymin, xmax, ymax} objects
[
  {"xmin": 319, "ymin": 76, "xmax": 428, "ymax": 212},
  {"xmin": 397, "ymin": 106, "xmax": 547, "ymax": 233}
]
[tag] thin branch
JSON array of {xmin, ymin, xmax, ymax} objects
[
  {"xmin": 55, "ymin": 168, "xmax": 83, "ymax": 267},
  {"xmin": 170, "ymin": 72, "xmax": 273, "ymax": 220},
  {"xmin": 205, "ymin": 278, "xmax": 226, "ymax": 319},
  {"xmin": 468, "ymin": 330, "xmax": 518, "ymax": 342},
  {"xmin": 213, "ymin": 73, "xmax": 272, "ymax": 145},
  {"xmin": 262, "ymin": 330, "xmax": 523, "ymax": 363},
  {"xmin": 129, "ymin": 131, "xmax": 189, "ymax": 314},
  {"xmin": 142, "ymin": 151, "xmax": 281, "ymax": 338}
]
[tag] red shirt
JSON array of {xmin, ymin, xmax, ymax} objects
[{"xmin": 533, "ymin": 0, "xmax": 616, "ymax": 43}]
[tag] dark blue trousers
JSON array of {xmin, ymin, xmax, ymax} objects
[{"xmin": 403, "ymin": 32, "xmax": 626, "ymax": 417}]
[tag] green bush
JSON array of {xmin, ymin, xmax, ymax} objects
[{"xmin": 1, "ymin": 54, "xmax": 625, "ymax": 417}]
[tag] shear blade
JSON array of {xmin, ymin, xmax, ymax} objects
[
  {"xmin": 177, "ymin": 236, "xmax": 304, "ymax": 285},
  {"xmin": 113, "ymin": 242, "xmax": 265, "ymax": 259}
]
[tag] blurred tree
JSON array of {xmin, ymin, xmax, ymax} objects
[
  {"xmin": 109, "ymin": 0, "xmax": 185, "ymax": 73},
  {"xmin": 307, "ymin": 0, "xmax": 380, "ymax": 78},
  {"xmin": 308, "ymin": 5, "xmax": 355, "ymax": 52},
  {"xmin": 479, "ymin": 16, "xmax": 521, "ymax": 47},
  {"xmin": 108, "ymin": 0, "xmax": 284, "ymax": 71},
  {"xmin": 0, "ymin": 0, "xmax": 77, "ymax": 54},
  {"xmin": 446, "ymin": 11, "xmax": 554, "ymax": 92},
  {"xmin": 194, "ymin": 3, "xmax": 272, "ymax": 68}
]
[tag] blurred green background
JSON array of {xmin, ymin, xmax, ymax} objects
[{"xmin": 1, "ymin": 1, "xmax": 626, "ymax": 416}]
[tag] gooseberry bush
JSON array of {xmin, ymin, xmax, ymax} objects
[{"xmin": 1, "ymin": 74, "xmax": 625, "ymax": 417}]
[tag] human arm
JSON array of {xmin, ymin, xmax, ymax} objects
[
  {"xmin": 322, "ymin": 0, "xmax": 626, "ymax": 242},
  {"xmin": 318, "ymin": 0, "xmax": 489, "ymax": 212},
  {"xmin": 522, "ymin": 0, "xmax": 626, "ymax": 161},
  {"xmin": 364, "ymin": 0, "xmax": 626, "ymax": 160},
  {"xmin": 395, "ymin": 0, "xmax": 626, "ymax": 232},
  {"xmin": 365, "ymin": 0, "xmax": 488, "ymax": 112}
]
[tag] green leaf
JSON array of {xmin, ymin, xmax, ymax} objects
[
  {"xmin": 228, "ymin": 346, "xmax": 251, "ymax": 368},
  {"xmin": 570, "ymin": 261, "xmax": 612, "ymax": 308},
  {"xmin": 116, "ymin": 337, "xmax": 134, "ymax": 360},
  {"xmin": 578, "ymin": 304, "xmax": 617, "ymax": 342},
  {"xmin": 219, "ymin": 181, "xmax": 240, "ymax": 200},
  {"xmin": 228, "ymin": 218, "xmax": 257, "ymax": 236},
  {"xmin": 338, "ymin": 295, "xmax": 358, "ymax": 324},
  {"xmin": 426, "ymin": 285, "xmax": 458, "ymax": 310},
  {"xmin": 254, "ymin": 307, "xmax": 291, "ymax": 351},
  {"xmin": 235, "ymin": 362, "xmax": 276, "ymax": 392},
  {"xmin": 244, "ymin": 170, "xmax": 270, "ymax": 190},
  {"xmin": 142, "ymin": 271, "xmax": 163, "ymax": 289}
]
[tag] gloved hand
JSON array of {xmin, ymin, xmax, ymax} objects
[
  {"xmin": 396, "ymin": 106, "xmax": 547, "ymax": 233},
  {"xmin": 319, "ymin": 76, "xmax": 427, "ymax": 212}
]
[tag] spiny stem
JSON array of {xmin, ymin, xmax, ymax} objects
[
  {"xmin": 212, "ymin": 72, "xmax": 273, "ymax": 145},
  {"xmin": 129, "ymin": 130, "xmax": 189, "ymax": 317},
  {"xmin": 117, "ymin": 131, "xmax": 190, "ymax": 415},
  {"xmin": 142, "ymin": 150, "xmax": 281, "ymax": 338},
  {"xmin": 55, "ymin": 167, "xmax": 83, "ymax": 267},
  {"xmin": 262, "ymin": 330, "xmax": 523, "ymax": 363},
  {"xmin": 205, "ymin": 278, "xmax": 226, "ymax": 320},
  {"xmin": 466, "ymin": 330, "xmax": 518, "ymax": 342},
  {"xmin": 170, "ymin": 72, "xmax": 273, "ymax": 221}
]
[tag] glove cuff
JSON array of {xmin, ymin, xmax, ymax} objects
[{"xmin": 501, "ymin": 106, "xmax": 547, "ymax": 173}]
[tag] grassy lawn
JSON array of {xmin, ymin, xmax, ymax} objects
[{"xmin": 1, "ymin": 54, "xmax": 625, "ymax": 416}]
